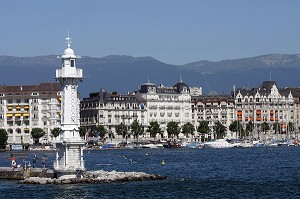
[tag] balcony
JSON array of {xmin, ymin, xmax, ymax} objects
[{"xmin": 56, "ymin": 68, "xmax": 83, "ymax": 79}]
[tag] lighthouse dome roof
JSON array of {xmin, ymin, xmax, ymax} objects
[{"xmin": 64, "ymin": 47, "xmax": 74, "ymax": 55}]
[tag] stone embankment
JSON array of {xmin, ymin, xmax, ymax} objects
[
  {"xmin": 0, "ymin": 167, "xmax": 54, "ymax": 179},
  {"xmin": 20, "ymin": 170, "xmax": 166, "ymax": 184}
]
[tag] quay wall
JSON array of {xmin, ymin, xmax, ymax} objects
[{"xmin": 0, "ymin": 167, "xmax": 55, "ymax": 180}]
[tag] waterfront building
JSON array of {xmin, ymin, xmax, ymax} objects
[
  {"xmin": 80, "ymin": 79, "xmax": 201, "ymax": 140},
  {"xmin": 139, "ymin": 79, "xmax": 194, "ymax": 138},
  {"xmin": 80, "ymin": 89, "xmax": 146, "ymax": 140},
  {"xmin": 234, "ymin": 81, "xmax": 295, "ymax": 140},
  {"xmin": 0, "ymin": 83, "xmax": 61, "ymax": 144},
  {"xmin": 191, "ymin": 95, "xmax": 235, "ymax": 139}
]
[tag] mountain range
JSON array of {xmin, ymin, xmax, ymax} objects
[{"xmin": 1, "ymin": 54, "xmax": 300, "ymax": 98}]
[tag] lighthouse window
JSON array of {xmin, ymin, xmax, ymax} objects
[{"xmin": 71, "ymin": 59, "xmax": 75, "ymax": 67}]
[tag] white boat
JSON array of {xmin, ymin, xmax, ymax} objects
[
  {"xmin": 204, "ymin": 139, "xmax": 240, "ymax": 148},
  {"xmin": 239, "ymin": 140, "xmax": 254, "ymax": 148},
  {"xmin": 142, "ymin": 144, "xmax": 158, "ymax": 148}
]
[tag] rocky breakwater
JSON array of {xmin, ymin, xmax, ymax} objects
[{"xmin": 20, "ymin": 170, "xmax": 166, "ymax": 184}]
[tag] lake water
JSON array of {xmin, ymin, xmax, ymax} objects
[{"xmin": 0, "ymin": 147, "xmax": 300, "ymax": 198}]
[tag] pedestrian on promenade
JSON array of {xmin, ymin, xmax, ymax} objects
[
  {"xmin": 41, "ymin": 155, "xmax": 47, "ymax": 168},
  {"xmin": 32, "ymin": 154, "xmax": 37, "ymax": 168},
  {"xmin": 10, "ymin": 154, "xmax": 16, "ymax": 168}
]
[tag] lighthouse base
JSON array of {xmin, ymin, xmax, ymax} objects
[{"xmin": 53, "ymin": 139, "xmax": 85, "ymax": 179}]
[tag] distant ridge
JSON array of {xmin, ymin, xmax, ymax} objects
[{"xmin": 0, "ymin": 54, "xmax": 300, "ymax": 97}]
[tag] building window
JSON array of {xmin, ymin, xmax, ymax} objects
[
  {"xmin": 71, "ymin": 59, "xmax": 75, "ymax": 67},
  {"xmin": 8, "ymin": 99, "xmax": 13, "ymax": 104}
]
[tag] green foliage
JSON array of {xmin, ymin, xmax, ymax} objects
[
  {"xmin": 261, "ymin": 122, "xmax": 270, "ymax": 133},
  {"xmin": 213, "ymin": 121, "xmax": 226, "ymax": 139},
  {"xmin": 0, "ymin": 129, "xmax": 8, "ymax": 149},
  {"xmin": 147, "ymin": 121, "xmax": 161, "ymax": 138},
  {"xmin": 116, "ymin": 123, "xmax": 128, "ymax": 138},
  {"xmin": 197, "ymin": 121, "xmax": 210, "ymax": 134},
  {"xmin": 167, "ymin": 121, "xmax": 180, "ymax": 138},
  {"xmin": 181, "ymin": 122, "xmax": 195, "ymax": 136},
  {"xmin": 245, "ymin": 121, "xmax": 254, "ymax": 136},
  {"xmin": 273, "ymin": 122, "xmax": 281, "ymax": 133},
  {"xmin": 229, "ymin": 120, "xmax": 244, "ymax": 138},
  {"xmin": 79, "ymin": 127, "xmax": 87, "ymax": 137},
  {"xmin": 31, "ymin": 128, "xmax": 45, "ymax": 144},
  {"xmin": 94, "ymin": 125, "xmax": 108, "ymax": 139},
  {"xmin": 287, "ymin": 122, "xmax": 295, "ymax": 133},
  {"xmin": 51, "ymin": 127, "xmax": 61, "ymax": 138},
  {"xmin": 130, "ymin": 119, "xmax": 144, "ymax": 141}
]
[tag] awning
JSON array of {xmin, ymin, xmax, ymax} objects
[
  {"xmin": 24, "ymin": 106, "xmax": 29, "ymax": 109},
  {"xmin": 6, "ymin": 113, "xmax": 13, "ymax": 117},
  {"xmin": 15, "ymin": 113, "xmax": 21, "ymax": 116},
  {"xmin": 16, "ymin": 106, "xmax": 21, "ymax": 109},
  {"xmin": 7, "ymin": 106, "xmax": 13, "ymax": 110},
  {"xmin": 23, "ymin": 113, "xmax": 30, "ymax": 116}
]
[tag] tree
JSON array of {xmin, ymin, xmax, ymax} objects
[
  {"xmin": 130, "ymin": 119, "xmax": 144, "ymax": 142},
  {"xmin": 245, "ymin": 121, "xmax": 254, "ymax": 137},
  {"xmin": 229, "ymin": 120, "xmax": 243, "ymax": 138},
  {"xmin": 273, "ymin": 122, "xmax": 281, "ymax": 134},
  {"xmin": 181, "ymin": 122, "xmax": 195, "ymax": 138},
  {"xmin": 166, "ymin": 121, "xmax": 180, "ymax": 138},
  {"xmin": 287, "ymin": 122, "xmax": 295, "ymax": 133},
  {"xmin": 147, "ymin": 121, "xmax": 161, "ymax": 139},
  {"xmin": 213, "ymin": 121, "xmax": 226, "ymax": 139},
  {"xmin": 79, "ymin": 127, "xmax": 87, "ymax": 138},
  {"xmin": 51, "ymin": 127, "xmax": 61, "ymax": 138},
  {"xmin": 31, "ymin": 128, "xmax": 45, "ymax": 144},
  {"xmin": 197, "ymin": 121, "xmax": 210, "ymax": 142},
  {"xmin": 0, "ymin": 129, "xmax": 8, "ymax": 149},
  {"xmin": 94, "ymin": 125, "xmax": 108, "ymax": 140},
  {"xmin": 261, "ymin": 122, "xmax": 270, "ymax": 134},
  {"xmin": 115, "ymin": 123, "xmax": 128, "ymax": 141}
]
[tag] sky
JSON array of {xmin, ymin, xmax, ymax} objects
[{"xmin": 1, "ymin": 0, "xmax": 300, "ymax": 65}]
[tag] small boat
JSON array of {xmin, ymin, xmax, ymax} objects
[
  {"xmin": 204, "ymin": 139, "xmax": 240, "ymax": 149},
  {"xmin": 102, "ymin": 143, "xmax": 119, "ymax": 149},
  {"xmin": 141, "ymin": 143, "xmax": 164, "ymax": 148},
  {"xmin": 186, "ymin": 142, "xmax": 203, "ymax": 148}
]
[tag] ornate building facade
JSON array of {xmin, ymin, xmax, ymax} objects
[
  {"xmin": 80, "ymin": 79, "xmax": 201, "ymax": 139},
  {"xmin": 191, "ymin": 95, "xmax": 235, "ymax": 138},
  {"xmin": 0, "ymin": 83, "xmax": 61, "ymax": 144},
  {"xmin": 234, "ymin": 81, "xmax": 295, "ymax": 139}
]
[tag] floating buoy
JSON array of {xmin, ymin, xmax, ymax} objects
[
  {"xmin": 161, "ymin": 160, "xmax": 165, "ymax": 165},
  {"xmin": 146, "ymin": 153, "xmax": 148, "ymax": 156}
]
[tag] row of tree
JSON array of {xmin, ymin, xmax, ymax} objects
[{"xmin": 0, "ymin": 120, "xmax": 295, "ymax": 149}]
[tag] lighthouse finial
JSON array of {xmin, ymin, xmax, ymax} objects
[{"xmin": 66, "ymin": 31, "xmax": 72, "ymax": 48}]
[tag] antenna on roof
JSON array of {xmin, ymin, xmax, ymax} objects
[
  {"xmin": 179, "ymin": 75, "xmax": 183, "ymax": 83},
  {"xmin": 269, "ymin": 71, "xmax": 272, "ymax": 81}
]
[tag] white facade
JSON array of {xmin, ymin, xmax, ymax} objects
[
  {"xmin": 80, "ymin": 90, "xmax": 146, "ymax": 140},
  {"xmin": 191, "ymin": 95, "xmax": 235, "ymax": 139},
  {"xmin": 54, "ymin": 35, "xmax": 85, "ymax": 179},
  {"xmin": 0, "ymin": 83, "xmax": 61, "ymax": 144},
  {"xmin": 140, "ymin": 81, "xmax": 192, "ymax": 138},
  {"xmin": 80, "ymin": 80, "xmax": 196, "ymax": 140},
  {"xmin": 234, "ymin": 81, "xmax": 295, "ymax": 140}
]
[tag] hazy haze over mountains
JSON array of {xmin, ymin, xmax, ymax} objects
[{"xmin": 0, "ymin": 54, "xmax": 300, "ymax": 98}]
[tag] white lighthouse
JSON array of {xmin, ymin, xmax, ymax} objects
[{"xmin": 54, "ymin": 33, "xmax": 85, "ymax": 179}]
